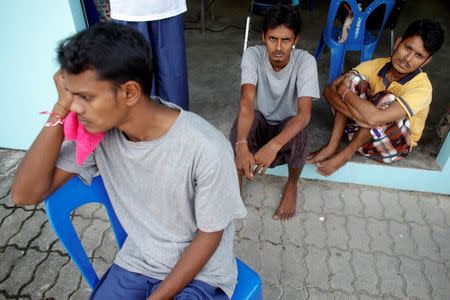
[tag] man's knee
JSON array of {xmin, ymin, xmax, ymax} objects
[
  {"xmin": 90, "ymin": 264, "xmax": 149, "ymax": 300},
  {"xmin": 347, "ymin": 72, "xmax": 396, "ymax": 109},
  {"xmin": 348, "ymin": 72, "xmax": 371, "ymax": 98}
]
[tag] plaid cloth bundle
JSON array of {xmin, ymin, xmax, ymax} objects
[{"xmin": 345, "ymin": 73, "xmax": 412, "ymax": 163}]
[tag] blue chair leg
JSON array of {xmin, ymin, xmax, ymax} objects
[
  {"xmin": 46, "ymin": 214, "xmax": 100, "ymax": 288},
  {"xmin": 328, "ymin": 45, "xmax": 346, "ymax": 83},
  {"xmin": 361, "ymin": 43, "xmax": 377, "ymax": 63},
  {"xmin": 314, "ymin": 32, "xmax": 325, "ymax": 60}
]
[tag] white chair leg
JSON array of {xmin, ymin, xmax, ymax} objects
[
  {"xmin": 243, "ymin": 16, "xmax": 251, "ymax": 52},
  {"xmin": 390, "ymin": 29, "xmax": 394, "ymax": 55}
]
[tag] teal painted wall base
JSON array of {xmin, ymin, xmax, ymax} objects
[{"xmin": 267, "ymin": 133, "xmax": 450, "ymax": 195}]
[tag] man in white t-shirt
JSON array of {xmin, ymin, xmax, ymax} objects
[
  {"xmin": 230, "ymin": 5, "xmax": 320, "ymax": 221},
  {"xmin": 110, "ymin": 0, "xmax": 189, "ymax": 110}
]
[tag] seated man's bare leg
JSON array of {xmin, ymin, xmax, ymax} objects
[
  {"xmin": 307, "ymin": 111, "xmax": 348, "ymax": 163},
  {"xmin": 317, "ymin": 127, "xmax": 372, "ymax": 176},
  {"xmin": 273, "ymin": 167, "xmax": 301, "ymax": 221}
]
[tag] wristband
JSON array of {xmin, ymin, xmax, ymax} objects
[
  {"xmin": 40, "ymin": 111, "xmax": 65, "ymax": 127},
  {"xmin": 235, "ymin": 139, "xmax": 248, "ymax": 146}
]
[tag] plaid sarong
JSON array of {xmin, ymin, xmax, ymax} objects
[{"xmin": 345, "ymin": 73, "xmax": 412, "ymax": 163}]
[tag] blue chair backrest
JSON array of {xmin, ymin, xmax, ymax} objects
[
  {"xmin": 45, "ymin": 176, "xmax": 126, "ymax": 288},
  {"xmin": 324, "ymin": 0, "xmax": 395, "ymax": 51},
  {"xmin": 45, "ymin": 176, "xmax": 262, "ymax": 299}
]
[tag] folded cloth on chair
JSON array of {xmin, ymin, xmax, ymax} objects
[{"xmin": 63, "ymin": 112, "xmax": 105, "ymax": 165}]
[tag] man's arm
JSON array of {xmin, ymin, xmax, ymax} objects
[
  {"xmin": 253, "ymin": 96, "xmax": 313, "ymax": 175},
  {"xmin": 235, "ymin": 84, "xmax": 256, "ymax": 180},
  {"xmin": 336, "ymin": 76, "xmax": 407, "ymax": 127},
  {"xmin": 323, "ymin": 74, "xmax": 355, "ymax": 119},
  {"xmin": 148, "ymin": 230, "xmax": 224, "ymax": 300},
  {"xmin": 11, "ymin": 70, "xmax": 74, "ymax": 205}
]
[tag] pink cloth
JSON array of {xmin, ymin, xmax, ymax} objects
[{"xmin": 63, "ymin": 112, "xmax": 105, "ymax": 165}]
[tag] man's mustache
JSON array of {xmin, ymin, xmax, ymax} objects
[{"xmin": 398, "ymin": 59, "xmax": 410, "ymax": 68}]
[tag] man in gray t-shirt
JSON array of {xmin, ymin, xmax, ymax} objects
[
  {"xmin": 230, "ymin": 5, "xmax": 319, "ymax": 221},
  {"xmin": 12, "ymin": 22, "xmax": 246, "ymax": 300}
]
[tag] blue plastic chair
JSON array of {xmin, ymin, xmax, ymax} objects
[
  {"xmin": 44, "ymin": 176, "xmax": 262, "ymax": 299},
  {"xmin": 315, "ymin": 0, "xmax": 395, "ymax": 83}
]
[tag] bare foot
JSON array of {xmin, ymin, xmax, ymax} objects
[
  {"xmin": 272, "ymin": 181, "xmax": 297, "ymax": 221},
  {"xmin": 306, "ymin": 144, "xmax": 339, "ymax": 164},
  {"xmin": 316, "ymin": 152, "xmax": 351, "ymax": 176}
]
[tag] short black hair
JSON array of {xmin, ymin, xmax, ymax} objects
[
  {"xmin": 57, "ymin": 22, "xmax": 153, "ymax": 95},
  {"xmin": 262, "ymin": 4, "xmax": 302, "ymax": 37},
  {"xmin": 402, "ymin": 19, "xmax": 444, "ymax": 56}
]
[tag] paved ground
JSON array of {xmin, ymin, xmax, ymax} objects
[
  {"xmin": 1, "ymin": 1, "xmax": 450, "ymax": 298},
  {"xmin": 1, "ymin": 149, "xmax": 450, "ymax": 299}
]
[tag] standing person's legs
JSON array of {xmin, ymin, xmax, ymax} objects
[
  {"xmin": 111, "ymin": 20, "xmax": 158, "ymax": 97},
  {"xmin": 112, "ymin": 17, "xmax": 189, "ymax": 110},
  {"xmin": 149, "ymin": 14, "xmax": 189, "ymax": 110}
]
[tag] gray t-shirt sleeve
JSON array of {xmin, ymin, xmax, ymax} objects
[
  {"xmin": 194, "ymin": 143, "xmax": 247, "ymax": 232},
  {"xmin": 56, "ymin": 140, "xmax": 98, "ymax": 185},
  {"xmin": 241, "ymin": 47, "xmax": 258, "ymax": 86},
  {"xmin": 296, "ymin": 55, "xmax": 320, "ymax": 99}
]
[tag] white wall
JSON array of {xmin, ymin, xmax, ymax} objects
[{"xmin": 0, "ymin": 1, "xmax": 86, "ymax": 149}]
